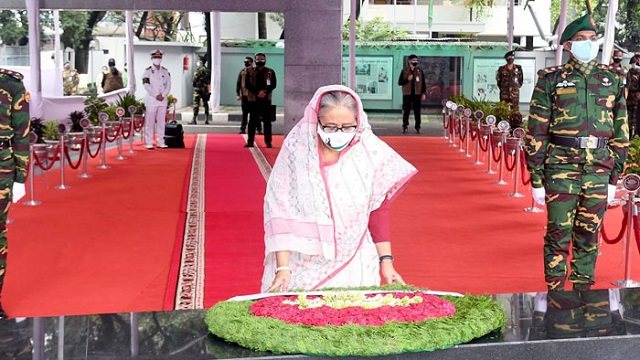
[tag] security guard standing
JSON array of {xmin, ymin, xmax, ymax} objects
[
  {"xmin": 397, "ymin": 54, "xmax": 426, "ymax": 134},
  {"xmin": 236, "ymin": 56, "xmax": 256, "ymax": 134},
  {"xmin": 245, "ymin": 53, "xmax": 276, "ymax": 148},
  {"xmin": 627, "ymin": 53, "xmax": 640, "ymax": 138},
  {"xmin": 62, "ymin": 62, "xmax": 79, "ymax": 96},
  {"xmin": 496, "ymin": 50, "xmax": 524, "ymax": 116},
  {"xmin": 524, "ymin": 5, "xmax": 629, "ymax": 292},
  {"xmin": 0, "ymin": 68, "xmax": 30, "ymax": 317},
  {"xmin": 191, "ymin": 56, "xmax": 211, "ymax": 125},
  {"xmin": 142, "ymin": 50, "xmax": 171, "ymax": 149}
]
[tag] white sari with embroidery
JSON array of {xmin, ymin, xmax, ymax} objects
[{"xmin": 260, "ymin": 85, "xmax": 417, "ymax": 292}]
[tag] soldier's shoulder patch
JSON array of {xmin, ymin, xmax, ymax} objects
[
  {"xmin": 24, "ymin": 91, "xmax": 31, "ymax": 103},
  {"xmin": 537, "ymin": 66, "xmax": 561, "ymax": 78},
  {"xmin": 0, "ymin": 68, "xmax": 24, "ymax": 81}
]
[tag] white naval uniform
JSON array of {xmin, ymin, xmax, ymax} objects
[{"xmin": 142, "ymin": 65, "xmax": 171, "ymax": 147}]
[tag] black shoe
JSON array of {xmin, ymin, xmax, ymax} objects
[
  {"xmin": 402, "ymin": 128, "xmax": 407, "ymax": 134},
  {"xmin": 244, "ymin": 144, "xmax": 254, "ymax": 148},
  {"xmin": 239, "ymin": 130, "xmax": 246, "ymax": 134},
  {"xmin": 257, "ymin": 130, "xmax": 263, "ymax": 135},
  {"xmin": 266, "ymin": 143, "xmax": 272, "ymax": 148},
  {"xmin": 205, "ymin": 121, "xmax": 210, "ymax": 125},
  {"xmin": 416, "ymin": 128, "xmax": 420, "ymax": 134},
  {"xmin": 190, "ymin": 121, "xmax": 197, "ymax": 125}
]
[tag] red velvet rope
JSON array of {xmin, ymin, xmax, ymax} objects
[
  {"xmin": 133, "ymin": 117, "xmax": 144, "ymax": 132},
  {"xmin": 87, "ymin": 133, "xmax": 104, "ymax": 158},
  {"xmin": 470, "ymin": 127, "xmax": 478, "ymax": 140},
  {"xmin": 120, "ymin": 120, "xmax": 133, "ymax": 140},
  {"xmin": 64, "ymin": 139, "xmax": 86, "ymax": 170},
  {"xmin": 459, "ymin": 122, "xmax": 468, "ymax": 142},
  {"xmin": 33, "ymin": 146, "xmax": 60, "ymax": 171},
  {"xmin": 491, "ymin": 136, "xmax": 503, "ymax": 163},
  {"xmin": 105, "ymin": 124, "xmax": 121, "ymax": 143},
  {"xmin": 601, "ymin": 209, "xmax": 628, "ymax": 245},
  {"xmin": 520, "ymin": 149, "xmax": 531, "ymax": 186},
  {"xmin": 478, "ymin": 135, "xmax": 489, "ymax": 152},
  {"xmin": 442, "ymin": 114, "xmax": 449, "ymax": 130},
  {"xmin": 504, "ymin": 151, "xmax": 517, "ymax": 172}
]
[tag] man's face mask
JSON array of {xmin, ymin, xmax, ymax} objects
[
  {"xmin": 613, "ymin": 57, "xmax": 623, "ymax": 63},
  {"xmin": 244, "ymin": 61, "xmax": 252, "ymax": 67},
  {"xmin": 507, "ymin": 57, "xmax": 515, "ymax": 63},
  {"xmin": 410, "ymin": 60, "xmax": 418, "ymax": 66},
  {"xmin": 152, "ymin": 58, "xmax": 162, "ymax": 66},
  {"xmin": 570, "ymin": 40, "xmax": 600, "ymax": 63},
  {"xmin": 255, "ymin": 60, "xmax": 266, "ymax": 67}
]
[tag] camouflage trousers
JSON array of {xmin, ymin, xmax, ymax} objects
[
  {"xmin": 193, "ymin": 91, "xmax": 210, "ymax": 118},
  {"xmin": 628, "ymin": 103, "xmax": 639, "ymax": 138},
  {"xmin": 0, "ymin": 178, "xmax": 13, "ymax": 297},
  {"xmin": 544, "ymin": 167, "xmax": 609, "ymax": 291}
]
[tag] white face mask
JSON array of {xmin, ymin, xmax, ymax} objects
[
  {"xmin": 317, "ymin": 124, "xmax": 356, "ymax": 152},
  {"xmin": 152, "ymin": 58, "xmax": 162, "ymax": 66},
  {"xmin": 570, "ymin": 40, "xmax": 600, "ymax": 64}
]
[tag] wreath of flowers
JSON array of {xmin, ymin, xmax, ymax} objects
[
  {"xmin": 250, "ymin": 291, "xmax": 456, "ymax": 326},
  {"xmin": 205, "ymin": 285, "xmax": 505, "ymax": 357}
]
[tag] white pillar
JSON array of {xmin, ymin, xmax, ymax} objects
[
  {"xmin": 53, "ymin": 10, "xmax": 63, "ymax": 97},
  {"xmin": 210, "ymin": 12, "xmax": 221, "ymax": 113},
  {"xmin": 392, "ymin": 0, "xmax": 397, "ymax": 27},
  {"xmin": 125, "ymin": 11, "xmax": 136, "ymax": 94},
  {"xmin": 413, "ymin": 0, "xmax": 418, "ymax": 36},
  {"xmin": 348, "ymin": 0, "xmax": 356, "ymax": 90},
  {"xmin": 601, "ymin": 0, "xmax": 618, "ymax": 64},
  {"xmin": 26, "ymin": 0, "xmax": 43, "ymax": 118},
  {"xmin": 507, "ymin": 0, "xmax": 515, "ymax": 50},
  {"xmin": 555, "ymin": 0, "xmax": 568, "ymax": 66}
]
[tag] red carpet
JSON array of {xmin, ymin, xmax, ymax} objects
[
  {"xmin": 4, "ymin": 137, "xmax": 196, "ymax": 317},
  {"xmin": 202, "ymin": 135, "xmax": 268, "ymax": 306}
]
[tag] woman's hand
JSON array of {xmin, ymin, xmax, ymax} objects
[
  {"xmin": 267, "ymin": 269, "xmax": 291, "ymax": 292},
  {"xmin": 380, "ymin": 261, "xmax": 406, "ymax": 285}
]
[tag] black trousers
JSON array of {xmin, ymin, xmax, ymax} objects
[
  {"xmin": 247, "ymin": 99, "xmax": 272, "ymax": 146},
  {"xmin": 240, "ymin": 96, "xmax": 257, "ymax": 132},
  {"xmin": 402, "ymin": 94, "xmax": 422, "ymax": 130}
]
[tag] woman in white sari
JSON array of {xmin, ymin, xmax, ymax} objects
[{"xmin": 261, "ymin": 85, "xmax": 417, "ymax": 292}]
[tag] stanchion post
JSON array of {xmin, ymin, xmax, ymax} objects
[
  {"xmin": 97, "ymin": 112, "xmax": 110, "ymax": 170},
  {"xmin": 613, "ymin": 174, "xmax": 640, "ymax": 287},
  {"xmin": 451, "ymin": 106, "xmax": 463, "ymax": 148},
  {"xmin": 78, "ymin": 118, "xmax": 92, "ymax": 179},
  {"xmin": 473, "ymin": 110, "xmax": 484, "ymax": 165},
  {"xmin": 442, "ymin": 101, "xmax": 450, "ymax": 140},
  {"xmin": 496, "ymin": 121, "xmax": 510, "ymax": 185},
  {"xmin": 510, "ymin": 128, "xmax": 526, "ymax": 198},
  {"xmin": 127, "ymin": 105, "xmax": 137, "ymax": 154},
  {"xmin": 55, "ymin": 123, "xmax": 70, "ymax": 190},
  {"xmin": 23, "ymin": 133, "xmax": 42, "ymax": 206},
  {"xmin": 115, "ymin": 107, "xmax": 128, "ymax": 161}
]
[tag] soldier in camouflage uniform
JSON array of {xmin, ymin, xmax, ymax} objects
[
  {"xmin": 62, "ymin": 62, "xmax": 79, "ymax": 96},
  {"xmin": 192, "ymin": 57, "xmax": 211, "ymax": 125},
  {"xmin": 524, "ymin": 7, "xmax": 629, "ymax": 292},
  {"xmin": 627, "ymin": 53, "xmax": 640, "ymax": 138},
  {"xmin": 496, "ymin": 50, "xmax": 524, "ymax": 115},
  {"xmin": 0, "ymin": 68, "xmax": 31, "ymax": 317}
]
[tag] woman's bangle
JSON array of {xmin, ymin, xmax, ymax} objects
[
  {"xmin": 379, "ymin": 255, "xmax": 394, "ymax": 263},
  {"xmin": 275, "ymin": 266, "xmax": 291, "ymax": 273}
]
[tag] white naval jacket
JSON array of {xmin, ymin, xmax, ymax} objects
[{"xmin": 142, "ymin": 65, "xmax": 171, "ymax": 107}]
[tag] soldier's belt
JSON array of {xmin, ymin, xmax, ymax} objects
[{"xmin": 550, "ymin": 135, "xmax": 609, "ymax": 149}]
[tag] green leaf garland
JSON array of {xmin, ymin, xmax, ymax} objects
[{"xmin": 205, "ymin": 286, "xmax": 505, "ymax": 357}]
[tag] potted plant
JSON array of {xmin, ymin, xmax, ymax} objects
[
  {"xmin": 166, "ymin": 94, "xmax": 177, "ymax": 122},
  {"xmin": 42, "ymin": 121, "xmax": 60, "ymax": 143},
  {"xmin": 84, "ymin": 95, "xmax": 108, "ymax": 125},
  {"xmin": 30, "ymin": 117, "xmax": 45, "ymax": 144}
]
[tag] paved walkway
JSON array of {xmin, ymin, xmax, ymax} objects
[{"xmin": 175, "ymin": 105, "xmax": 446, "ymax": 137}]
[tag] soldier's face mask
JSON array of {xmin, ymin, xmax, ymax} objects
[
  {"xmin": 410, "ymin": 61, "xmax": 418, "ymax": 65},
  {"xmin": 255, "ymin": 60, "xmax": 266, "ymax": 67},
  {"xmin": 506, "ymin": 57, "xmax": 515, "ymax": 63},
  {"xmin": 152, "ymin": 58, "xmax": 162, "ymax": 66},
  {"xmin": 570, "ymin": 40, "xmax": 599, "ymax": 63},
  {"xmin": 613, "ymin": 57, "xmax": 623, "ymax": 63}
]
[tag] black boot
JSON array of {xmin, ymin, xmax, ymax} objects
[{"xmin": 205, "ymin": 114, "xmax": 210, "ymax": 125}]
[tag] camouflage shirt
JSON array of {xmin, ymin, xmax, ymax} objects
[
  {"xmin": 0, "ymin": 68, "xmax": 30, "ymax": 183},
  {"xmin": 525, "ymin": 58, "xmax": 629, "ymax": 188},
  {"xmin": 496, "ymin": 63, "xmax": 523, "ymax": 101},
  {"xmin": 628, "ymin": 66, "xmax": 640, "ymax": 107},
  {"xmin": 192, "ymin": 65, "xmax": 210, "ymax": 93}
]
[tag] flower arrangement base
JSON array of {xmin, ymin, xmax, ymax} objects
[{"xmin": 205, "ymin": 285, "xmax": 505, "ymax": 357}]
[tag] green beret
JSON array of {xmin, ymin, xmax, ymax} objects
[{"xmin": 560, "ymin": 13, "xmax": 596, "ymax": 44}]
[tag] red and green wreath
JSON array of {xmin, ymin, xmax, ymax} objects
[{"xmin": 205, "ymin": 285, "xmax": 505, "ymax": 356}]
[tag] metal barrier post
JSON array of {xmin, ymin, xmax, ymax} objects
[
  {"xmin": 97, "ymin": 112, "xmax": 110, "ymax": 170},
  {"xmin": 496, "ymin": 131, "xmax": 507, "ymax": 185},
  {"xmin": 23, "ymin": 144, "xmax": 42, "ymax": 206},
  {"xmin": 55, "ymin": 128, "xmax": 70, "ymax": 190},
  {"xmin": 613, "ymin": 175, "xmax": 640, "ymax": 287},
  {"xmin": 510, "ymin": 143, "xmax": 525, "ymax": 197}
]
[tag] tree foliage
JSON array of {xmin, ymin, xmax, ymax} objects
[
  {"xmin": 0, "ymin": 10, "xmax": 51, "ymax": 46},
  {"xmin": 550, "ymin": 0, "xmax": 640, "ymax": 51},
  {"xmin": 343, "ymin": 17, "xmax": 408, "ymax": 41},
  {"xmin": 59, "ymin": 11, "xmax": 90, "ymax": 50}
]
